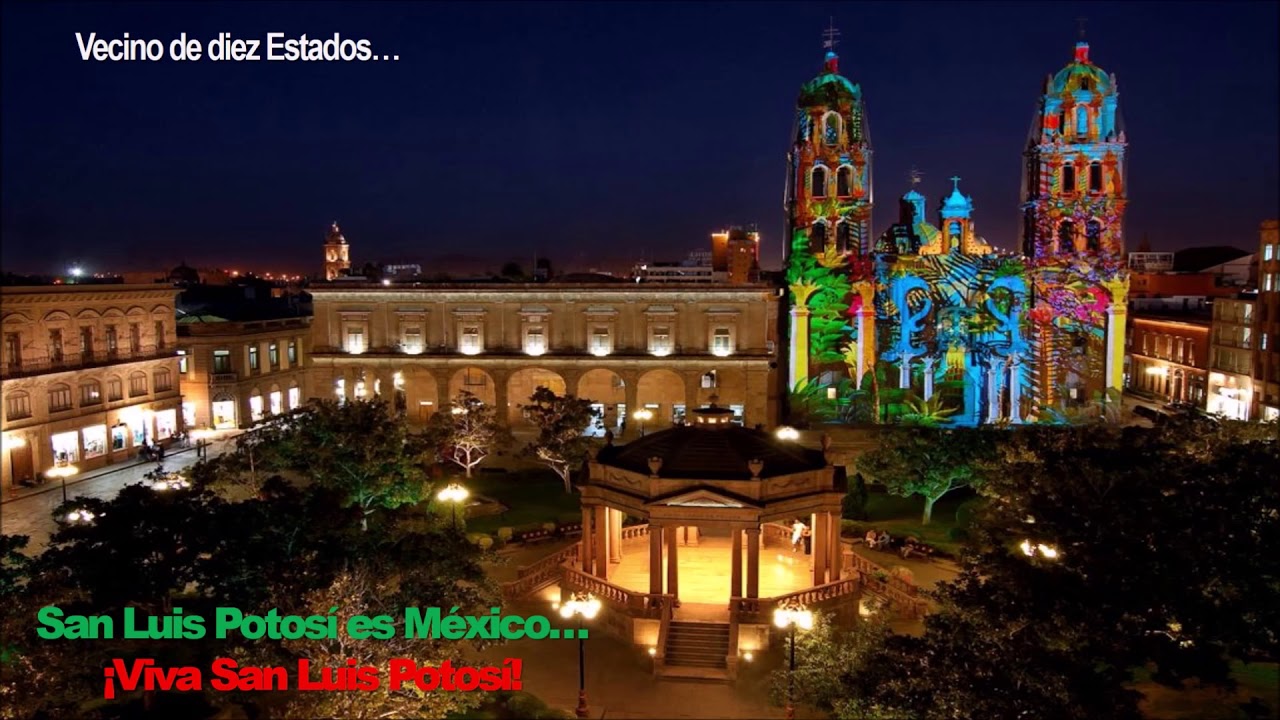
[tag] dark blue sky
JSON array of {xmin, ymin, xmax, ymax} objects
[{"xmin": 2, "ymin": 1, "xmax": 1277, "ymax": 275}]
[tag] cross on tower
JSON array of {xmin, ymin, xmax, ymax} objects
[
  {"xmin": 822, "ymin": 18, "xmax": 840, "ymax": 51},
  {"xmin": 951, "ymin": 175, "xmax": 962, "ymax": 191},
  {"xmin": 1076, "ymin": 17, "xmax": 1088, "ymax": 40},
  {"xmin": 909, "ymin": 166, "xmax": 924, "ymax": 187}
]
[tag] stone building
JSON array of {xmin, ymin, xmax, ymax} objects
[
  {"xmin": 1, "ymin": 284, "xmax": 183, "ymax": 489},
  {"xmin": 1253, "ymin": 220, "xmax": 1280, "ymax": 421},
  {"xmin": 1125, "ymin": 312, "xmax": 1211, "ymax": 406},
  {"xmin": 177, "ymin": 315, "xmax": 311, "ymax": 429},
  {"xmin": 1207, "ymin": 296, "xmax": 1256, "ymax": 420},
  {"xmin": 305, "ymin": 282, "xmax": 780, "ymax": 432}
]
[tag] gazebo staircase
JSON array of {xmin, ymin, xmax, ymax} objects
[{"xmin": 658, "ymin": 621, "xmax": 731, "ymax": 681}]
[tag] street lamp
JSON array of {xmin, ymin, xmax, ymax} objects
[
  {"xmin": 46, "ymin": 460, "xmax": 79, "ymax": 503},
  {"xmin": 437, "ymin": 481, "xmax": 470, "ymax": 530},
  {"xmin": 63, "ymin": 508, "xmax": 96, "ymax": 525},
  {"xmin": 559, "ymin": 592, "xmax": 601, "ymax": 718},
  {"xmin": 775, "ymin": 426, "xmax": 800, "ymax": 441},
  {"xmin": 190, "ymin": 428, "xmax": 215, "ymax": 459},
  {"xmin": 632, "ymin": 408, "xmax": 653, "ymax": 437},
  {"xmin": 773, "ymin": 601, "xmax": 814, "ymax": 720},
  {"xmin": 1019, "ymin": 539, "xmax": 1062, "ymax": 560},
  {"xmin": 151, "ymin": 472, "xmax": 191, "ymax": 491}
]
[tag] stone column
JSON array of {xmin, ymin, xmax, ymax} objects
[
  {"xmin": 665, "ymin": 525, "xmax": 679, "ymax": 599},
  {"xmin": 683, "ymin": 371, "xmax": 700, "ymax": 415},
  {"xmin": 730, "ymin": 528, "xmax": 743, "ymax": 598},
  {"xmin": 828, "ymin": 512, "xmax": 843, "ymax": 580},
  {"xmin": 624, "ymin": 379, "xmax": 639, "ymax": 436},
  {"xmin": 745, "ymin": 526, "xmax": 761, "ymax": 599},
  {"xmin": 812, "ymin": 512, "xmax": 829, "ymax": 586},
  {"xmin": 580, "ymin": 506, "xmax": 593, "ymax": 574},
  {"xmin": 492, "ymin": 370, "xmax": 510, "ymax": 426},
  {"xmin": 1008, "ymin": 357, "xmax": 1023, "ymax": 424},
  {"xmin": 593, "ymin": 506, "xmax": 608, "ymax": 579},
  {"xmin": 609, "ymin": 508, "xmax": 623, "ymax": 563},
  {"xmin": 649, "ymin": 523, "xmax": 664, "ymax": 594},
  {"xmin": 923, "ymin": 357, "xmax": 935, "ymax": 401},
  {"xmin": 1104, "ymin": 278, "xmax": 1130, "ymax": 393}
]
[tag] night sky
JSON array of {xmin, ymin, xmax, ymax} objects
[{"xmin": 2, "ymin": 1, "xmax": 1277, "ymax": 276}]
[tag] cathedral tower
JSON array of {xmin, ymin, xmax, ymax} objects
[
  {"xmin": 324, "ymin": 221, "xmax": 351, "ymax": 281},
  {"xmin": 1021, "ymin": 40, "xmax": 1130, "ymax": 406}
]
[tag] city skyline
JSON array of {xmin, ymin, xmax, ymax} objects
[{"xmin": 2, "ymin": 1, "xmax": 1278, "ymax": 276}]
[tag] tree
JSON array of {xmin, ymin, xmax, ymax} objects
[
  {"xmin": 521, "ymin": 386, "xmax": 599, "ymax": 493},
  {"xmin": 272, "ymin": 399, "xmax": 425, "ymax": 530},
  {"xmin": 500, "ymin": 261, "xmax": 526, "ymax": 280},
  {"xmin": 856, "ymin": 427, "xmax": 995, "ymax": 524},
  {"xmin": 422, "ymin": 391, "xmax": 510, "ymax": 478}
]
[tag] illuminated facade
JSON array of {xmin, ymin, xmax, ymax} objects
[
  {"xmin": 323, "ymin": 222, "xmax": 351, "ymax": 281},
  {"xmin": 1, "ymin": 284, "xmax": 183, "ymax": 490},
  {"xmin": 783, "ymin": 41, "xmax": 1129, "ymax": 425},
  {"xmin": 1253, "ymin": 220, "xmax": 1280, "ymax": 421},
  {"xmin": 306, "ymin": 283, "xmax": 779, "ymax": 431}
]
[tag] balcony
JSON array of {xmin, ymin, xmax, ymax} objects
[
  {"xmin": 0, "ymin": 345, "xmax": 172, "ymax": 380},
  {"xmin": 210, "ymin": 372, "xmax": 239, "ymax": 384}
]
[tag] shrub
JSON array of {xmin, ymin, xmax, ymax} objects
[
  {"xmin": 948, "ymin": 526, "xmax": 970, "ymax": 542},
  {"xmin": 841, "ymin": 519, "xmax": 866, "ymax": 537},
  {"xmin": 506, "ymin": 692, "xmax": 553, "ymax": 718},
  {"xmin": 954, "ymin": 497, "xmax": 983, "ymax": 528},
  {"xmin": 842, "ymin": 472, "xmax": 870, "ymax": 520},
  {"xmin": 476, "ymin": 535, "xmax": 495, "ymax": 551},
  {"xmin": 541, "ymin": 522, "xmax": 557, "ymax": 533},
  {"xmin": 496, "ymin": 527, "xmax": 514, "ymax": 544}
]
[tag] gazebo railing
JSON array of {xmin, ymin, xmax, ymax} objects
[
  {"xmin": 842, "ymin": 547, "xmax": 918, "ymax": 598},
  {"xmin": 561, "ymin": 565, "xmax": 671, "ymax": 619},
  {"xmin": 501, "ymin": 542, "xmax": 581, "ymax": 601},
  {"xmin": 620, "ymin": 523, "xmax": 650, "ymax": 542},
  {"xmin": 729, "ymin": 575, "xmax": 861, "ymax": 622}
]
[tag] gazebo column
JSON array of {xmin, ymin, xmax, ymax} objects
[
  {"xmin": 745, "ymin": 526, "xmax": 760, "ymax": 599},
  {"xmin": 828, "ymin": 512, "xmax": 843, "ymax": 580},
  {"xmin": 580, "ymin": 506, "xmax": 594, "ymax": 574},
  {"xmin": 593, "ymin": 506, "xmax": 608, "ymax": 579},
  {"xmin": 649, "ymin": 522, "xmax": 664, "ymax": 594},
  {"xmin": 729, "ymin": 528, "xmax": 743, "ymax": 598},
  {"xmin": 665, "ymin": 525, "xmax": 679, "ymax": 599},
  {"xmin": 812, "ymin": 512, "xmax": 829, "ymax": 585},
  {"xmin": 609, "ymin": 509, "xmax": 623, "ymax": 563}
]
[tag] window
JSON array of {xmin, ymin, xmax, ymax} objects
[
  {"xmin": 154, "ymin": 320, "xmax": 166, "ymax": 349},
  {"xmin": 49, "ymin": 385, "xmax": 73, "ymax": 412},
  {"xmin": 49, "ymin": 329, "xmax": 63, "ymax": 362},
  {"xmin": 823, "ymin": 112, "xmax": 840, "ymax": 145},
  {"xmin": 155, "ymin": 369, "xmax": 173, "ymax": 392},
  {"xmin": 249, "ymin": 394, "xmax": 264, "ymax": 422},
  {"xmin": 287, "ymin": 340, "xmax": 298, "ymax": 364},
  {"xmin": 268, "ymin": 342, "xmax": 279, "ymax": 368},
  {"xmin": 1089, "ymin": 162, "xmax": 1103, "ymax": 193},
  {"xmin": 402, "ymin": 327, "xmax": 423, "ymax": 354},
  {"xmin": 1061, "ymin": 165, "xmax": 1076, "ymax": 194},
  {"xmin": 107, "ymin": 378, "xmax": 123, "ymax": 401},
  {"xmin": 82, "ymin": 425, "xmax": 107, "ymax": 459},
  {"xmin": 1076, "ymin": 106, "xmax": 1088, "ymax": 137},
  {"xmin": 269, "ymin": 390, "xmax": 283, "ymax": 415},
  {"xmin": 460, "ymin": 326, "xmax": 481, "ymax": 355},
  {"xmin": 1086, "ymin": 220, "xmax": 1102, "ymax": 253},
  {"xmin": 463, "ymin": 368, "xmax": 487, "ymax": 387},
  {"xmin": 129, "ymin": 373, "xmax": 148, "ymax": 397},
  {"xmin": 346, "ymin": 328, "xmax": 365, "ymax": 354},
  {"xmin": 701, "ymin": 370, "xmax": 718, "ymax": 389},
  {"xmin": 1058, "ymin": 220, "xmax": 1076, "ymax": 253},
  {"xmin": 213, "ymin": 349, "xmax": 232, "ymax": 374},
  {"xmin": 811, "ymin": 166, "xmax": 827, "ymax": 198},
  {"xmin": 51, "ymin": 430, "xmax": 79, "ymax": 463},
  {"xmin": 80, "ymin": 327, "xmax": 93, "ymax": 356},
  {"xmin": 129, "ymin": 323, "xmax": 141, "ymax": 353},
  {"xmin": 106, "ymin": 326, "xmax": 118, "ymax": 355},
  {"xmin": 711, "ymin": 327, "xmax": 733, "ymax": 356},
  {"xmin": 4, "ymin": 333, "xmax": 20, "ymax": 367},
  {"xmin": 5, "ymin": 391, "xmax": 31, "ymax": 420},
  {"xmin": 1057, "ymin": 109, "xmax": 1067, "ymax": 135},
  {"xmin": 1264, "ymin": 273, "xmax": 1275, "ymax": 292},
  {"xmin": 809, "ymin": 220, "xmax": 827, "ymax": 250},
  {"xmin": 248, "ymin": 345, "xmax": 260, "ymax": 371},
  {"xmin": 177, "ymin": 350, "xmax": 188, "ymax": 374},
  {"xmin": 1264, "ymin": 244, "xmax": 1275, "ymax": 262},
  {"xmin": 524, "ymin": 326, "xmax": 546, "ymax": 356},
  {"xmin": 288, "ymin": 386, "xmax": 300, "ymax": 410},
  {"xmin": 586, "ymin": 326, "xmax": 610, "ymax": 356},
  {"xmin": 650, "ymin": 325, "xmax": 672, "ymax": 356},
  {"xmin": 836, "ymin": 166, "xmax": 852, "ymax": 197},
  {"xmin": 836, "ymin": 220, "xmax": 855, "ymax": 253},
  {"xmin": 80, "ymin": 381, "xmax": 101, "ymax": 406}
]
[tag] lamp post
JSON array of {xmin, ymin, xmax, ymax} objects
[
  {"xmin": 559, "ymin": 592, "xmax": 601, "ymax": 718},
  {"xmin": 46, "ymin": 460, "xmax": 79, "ymax": 503},
  {"xmin": 437, "ymin": 481, "xmax": 469, "ymax": 530},
  {"xmin": 190, "ymin": 428, "xmax": 213, "ymax": 459},
  {"xmin": 632, "ymin": 408, "xmax": 653, "ymax": 437},
  {"xmin": 1019, "ymin": 539, "xmax": 1062, "ymax": 560},
  {"xmin": 773, "ymin": 601, "xmax": 814, "ymax": 720},
  {"xmin": 775, "ymin": 426, "xmax": 800, "ymax": 441}
]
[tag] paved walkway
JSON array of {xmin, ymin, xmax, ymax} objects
[{"xmin": 0, "ymin": 435, "xmax": 238, "ymax": 554}]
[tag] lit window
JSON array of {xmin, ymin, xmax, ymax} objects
[
  {"xmin": 288, "ymin": 386, "xmax": 300, "ymax": 409},
  {"xmin": 811, "ymin": 166, "xmax": 827, "ymax": 198},
  {"xmin": 590, "ymin": 326, "xmax": 611, "ymax": 356},
  {"xmin": 213, "ymin": 350, "xmax": 232, "ymax": 374},
  {"xmin": 80, "ymin": 382, "xmax": 102, "ymax": 406},
  {"xmin": 129, "ymin": 373, "xmax": 148, "ymax": 397},
  {"xmin": 49, "ymin": 385, "xmax": 73, "ymax": 412},
  {"xmin": 177, "ymin": 350, "xmax": 188, "ymax": 374},
  {"xmin": 346, "ymin": 328, "xmax": 365, "ymax": 354},
  {"xmin": 335, "ymin": 378, "xmax": 346, "ymax": 402},
  {"xmin": 249, "ymin": 345, "xmax": 260, "ymax": 371},
  {"xmin": 701, "ymin": 370, "xmax": 718, "ymax": 389},
  {"xmin": 354, "ymin": 380, "xmax": 367, "ymax": 399},
  {"xmin": 1261, "ymin": 244, "xmax": 1274, "ymax": 262},
  {"xmin": 5, "ymin": 391, "xmax": 31, "ymax": 420},
  {"xmin": 524, "ymin": 326, "xmax": 546, "ymax": 356},
  {"xmin": 460, "ymin": 326, "xmax": 482, "ymax": 355},
  {"xmin": 287, "ymin": 340, "xmax": 298, "ymax": 364},
  {"xmin": 155, "ymin": 369, "xmax": 173, "ymax": 392},
  {"xmin": 711, "ymin": 328, "xmax": 733, "ymax": 357},
  {"xmin": 650, "ymin": 326, "xmax": 672, "ymax": 356},
  {"xmin": 402, "ymin": 327, "xmax": 423, "ymax": 354},
  {"xmin": 249, "ymin": 394, "xmax": 264, "ymax": 422},
  {"xmin": 1265, "ymin": 274, "xmax": 1275, "ymax": 292},
  {"xmin": 269, "ymin": 391, "xmax": 283, "ymax": 415},
  {"xmin": 107, "ymin": 378, "xmax": 122, "ymax": 401},
  {"xmin": 823, "ymin": 112, "xmax": 840, "ymax": 145},
  {"xmin": 268, "ymin": 342, "xmax": 279, "ymax": 368}
]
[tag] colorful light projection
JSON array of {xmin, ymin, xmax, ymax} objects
[{"xmin": 783, "ymin": 41, "xmax": 1129, "ymax": 426}]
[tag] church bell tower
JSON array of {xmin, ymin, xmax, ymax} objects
[{"xmin": 324, "ymin": 221, "xmax": 351, "ymax": 281}]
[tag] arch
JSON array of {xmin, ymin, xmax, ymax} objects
[
  {"xmin": 149, "ymin": 304, "xmax": 172, "ymax": 315},
  {"xmin": 124, "ymin": 306, "xmax": 148, "ymax": 317},
  {"xmin": 102, "ymin": 308, "xmax": 125, "ymax": 318},
  {"xmin": 399, "ymin": 369, "xmax": 439, "ymax": 424},
  {"xmin": 1085, "ymin": 219, "xmax": 1103, "ymax": 253},
  {"xmin": 810, "ymin": 166, "xmax": 828, "ymax": 198},
  {"xmin": 76, "ymin": 309, "xmax": 102, "ymax": 319},
  {"xmin": 1088, "ymin": 162, "xmax": 1103, "ymax": 193},
  {"xmin": 1058, "ymin": 220, "xmax": 1076, "ymax": 254},
  {"xmin": 637, "ymin": 369, "xmax": 686, "ymax": 428},
  {"xmin": 822, "ymin": 111, "xmax": 841, "ymax": 145},
  {"xmin": 836, "ymin": 165, "xmax": 853, "ymax": 197},
  {"xmin": 809, "ymin": 219, "xmax": 828, "ymax": 252},
  {"xmin": 448, "ymin": 367, "xmax": 496, "ymax": 407},
  {"xmin": 835, "ymin": 220, "xmax": 855, "ymax": 254},
  {"xmin": 694, "ymin": 367, "xmax": 747, "ymax": 424},
  {"xmin": 507, "ymin": 367, "xmax": 568, "ymax": 424},
  {"xmin": 2, "ymin": 311, "xmax": 33, "ymax": 326},
  {"xmin": 42, "ymin": 310, "xmax": 72, "ymax": 322},
  {"xmin": 1061, "ymin": 164, "xmax": 1076, "ymax": 194},
  {"xmin": 578, "ymin": 368, "xmax": 626, "ymax": 436}
]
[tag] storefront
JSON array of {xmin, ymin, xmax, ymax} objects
[
  {"xmin": 211, "ymin": 393, "xmax": 237, "ymax": 429},
  {"xmin": 1206, "ymin": 372, "xmax": 1252, "ymax": 420}
]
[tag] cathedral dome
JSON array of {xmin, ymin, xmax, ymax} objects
[
  {"xmin": 797, "ymin": 52, "xmax": 861, "ymax": 108},
  {"xmin": 1050, "ymin": 42, "xmax": 1112, "ymax": 95}
]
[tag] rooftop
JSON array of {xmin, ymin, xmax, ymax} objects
[{"xmin": 595, "ymin": 424, "xmax": 827, "ymax": 481}]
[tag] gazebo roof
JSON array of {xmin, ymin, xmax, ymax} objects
[{"xmin": 595, "ymin": 425, "xmax": 827, "ymax": 481}]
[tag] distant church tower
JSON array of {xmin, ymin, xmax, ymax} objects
[
  {"xmin": 324, "ymin": 221, "xmax": 351, "ymax": 281},
  {"xmin": 1021, "ymin": 38, "xmax": 1130, "ymax": 405}
]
